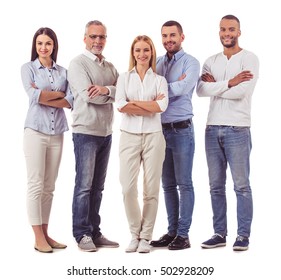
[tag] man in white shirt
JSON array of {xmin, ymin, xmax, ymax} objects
[{"xmin": 197, "ymin": 14, "xmax": 259, "ymax": 251}]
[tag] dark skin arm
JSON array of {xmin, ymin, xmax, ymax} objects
[{"xmin": 201, "ymin": 70, "xmax": 253, "ymax": 88}]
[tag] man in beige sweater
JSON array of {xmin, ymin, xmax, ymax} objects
[{"xmin": 68, "ymin": 20, "xmax": 119, "ymax": 252}]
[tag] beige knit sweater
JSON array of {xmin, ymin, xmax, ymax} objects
[{"xmin": 68, "ymin": 51, "xmax": 118, "ymax": 136}]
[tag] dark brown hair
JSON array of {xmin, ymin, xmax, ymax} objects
[
  {"xmin": 31, "ymin": 27, "xmax": 58, "ymax": 62},
  {"xmin": 162, "ymin": 20, "xmax": 183, "ymax": 34},
  {"xmin": 221, "ymin": 15, "xmax": 240, "ymax": 27}
]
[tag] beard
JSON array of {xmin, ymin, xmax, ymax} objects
[
  {"xmin": 221, "ymin": 36, "xmax": 237, "ymax": 48},
  {"xmin": 164, "ymin": 41, "xmax": 180, "ymax": 56},
  {"xmin": 88, "ymin": 45, "xmax": 103, "ymax": 56},
  {"xmin": 90, "ymin": 49, "xmax": 102, "ymax": 55}
]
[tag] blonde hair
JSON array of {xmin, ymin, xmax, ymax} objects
[{"xmin": 129, "ymin": 35, "xmax": 156, "ymax": 72}]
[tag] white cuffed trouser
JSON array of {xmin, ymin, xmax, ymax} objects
[
  {"xmin": 119, "ymin": 131, "xmax": 165, "ymax": 240},
  {"xmin": 23, "ymin": 128, "xmax": 63, "ymax": 225}
]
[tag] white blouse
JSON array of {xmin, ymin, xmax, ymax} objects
[{"xmin": 116, "ymin": 67, "xmax": 168, "ymax": 133}]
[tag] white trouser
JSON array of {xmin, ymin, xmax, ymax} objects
[
  {"xmin": 119, "ymin": 131, "xmax": 165, "ymax": 240},
  {"xmin": 23, "ymin": 128, "xmax": 63, "ymax": 225}
]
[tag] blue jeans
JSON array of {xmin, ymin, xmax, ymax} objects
[
  {"xmin": 205, "ymin": 126, "xmax": 253, "ymax": 238},
  {"xmin": 72, "ymin": 133, "xmax": 112, "ymax": 242},
  {"xmin": 162, "ymin": 124, "xmax": 195, "ymax": 238}
]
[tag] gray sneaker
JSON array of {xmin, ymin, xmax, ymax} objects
[
  {"xmin": 78, "ymin": 235, "xmax": 97, "ymax": 252},
  {"xmin": 94, "ymin": 235, "xmax": 119, "ymax": 248}
]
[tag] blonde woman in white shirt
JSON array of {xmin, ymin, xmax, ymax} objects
[{"xmin": 116, "ymin": 35, "xmax": 168, "ymax": 253}]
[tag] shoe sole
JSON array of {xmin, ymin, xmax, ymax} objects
[
  {"xmin": 201, "ymin": 243, "xmax": 226, "ymax": 249},
  {"xmin": 78, "ymin": 247, "xmax": 97, "ymax": 252},
  {"xmin": 51, "ymin": 245, "xmax": 67, "ymax": 249},
  {"xmin": 137, "ymin": 250, "xmax": 150, "ymax": 253},
  {"xmin": 150, "ymin": 244, "xmax": 170, "ymax": 247},
  {"xmin": 168, "ymin": 245, "xmax": 190, "ymax": 250},
  {"xmin": 34, "ymin": 247, "xmax": 53, "ymax": 253},
  {"xmin": 95, "ymin": 244, "xmax": 119, "ymax": 248},
  {"xmin": 125, "ymin": 249, "xmax": 137, "ymax": 253},
  {"xmin": 233, "ymin": 246, "xmax": 248, "ymax": 251}
]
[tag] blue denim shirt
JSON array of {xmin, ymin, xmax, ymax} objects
[
  {"xmin": 156, "ymin": 49, "xmax": 200, "ymax": 123},
  {"xmin": 21, "ymin": 58, "xmax": 73, "ymax": 135}
]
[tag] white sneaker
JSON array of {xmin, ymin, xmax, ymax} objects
[
  {"xmin": 125, "ymin": 239, "xmax": 139, "ymax": 253},
  {"xmin": 137, "ymin": 239, "xmax": 151, "ymax": 253}
]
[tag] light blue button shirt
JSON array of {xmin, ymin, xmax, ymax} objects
[
  {"xmin": 21, "ymin": 58, "xmax": 73, "ymax": 135},
  {"xmin": 156, "ymin": 49, "xmax": 200, "ymax": 123}
]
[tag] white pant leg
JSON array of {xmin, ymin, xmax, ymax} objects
[
  {"xmin": 119, "ymin": 131, "xmax": 165, "ymax": 240},
  {"xmin": 141, "ymin": 131, "xmax": 165, "ymax": 240},
  {"xmin": 23, "ymin": 128, "xmax": 63, "ymax": 225}
]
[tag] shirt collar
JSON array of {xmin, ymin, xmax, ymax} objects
[
  {"xmin": 84, "ymin": 49, "xmax": 105, "ymax": 64},
  {"xmin": 165, "ymin": 48, "xmax": 185, "ymax": 62},
  {"xmin": 129, "ymin": 66, "xmax": 154, "ymax": 74},
  {"xmin": 34, "ymin": 58, "xmax": 58, "ymax": 70}
]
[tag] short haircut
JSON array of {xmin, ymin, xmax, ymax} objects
[
  {"xmin": 162, "ymin": 20, "xmax": 183, "ymax": 34},
  {"xmin": 221, "ymin": 14, "xmax": 240, "ymax": 28},
  {"xmin": 85, "ymin": 20, "xmax": 107, "ymax": 35}
]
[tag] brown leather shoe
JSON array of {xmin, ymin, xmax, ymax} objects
[{"xmin": 150, "ymin": 234, "xmax": 176, "ymax": 247}]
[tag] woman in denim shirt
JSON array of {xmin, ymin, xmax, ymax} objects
[{"xmin": 21, "ymin": 27, "xmax": 73, "ymax": 253}]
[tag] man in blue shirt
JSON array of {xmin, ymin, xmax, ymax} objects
[{"xmin": 150, "ymin": 20, "xmax": 200, "ymax": 250}]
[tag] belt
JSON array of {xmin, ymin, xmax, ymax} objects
[{"xmin": 162, "ymin": 119, "xmax": 192, "ymax": 129}]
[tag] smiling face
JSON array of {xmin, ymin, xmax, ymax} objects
[
  {"xmin": 36, "ymin": 34, "xmax": 54, "ymax": 60},
  {"xmin": 219, "ymin": 18, "xmax": 241, "ymax": 48},
  {"xmin": 133, "ymin": 40, "xmax": 152, "ymax": 68},
  {"xmin": 84, "ymin": 24, "xmax": 107, "ymax": 58},
  {"xmin": 161, "ymin": 25, "xmax": 184, "ymax": 57}
]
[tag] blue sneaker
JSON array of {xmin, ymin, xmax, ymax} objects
[
  {"xmin": 233, "ymin": 236, "xmax": 249, "ymax": 251},
  {"xmin": 201, "ymin": 234, "xmax": 226, "ymax": 249}
]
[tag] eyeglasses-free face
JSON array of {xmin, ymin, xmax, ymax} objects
[{"xmin": 36, "ymin": 34, "xmax": 54, "ymax": 60}]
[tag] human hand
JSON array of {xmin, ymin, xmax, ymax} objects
[
  {"xmin": 154, "ymin": 93, "xmax": 165, "ymax": 101},
  {"xmin": 31, "ymin": 82, "xmax": 38, "ymax": 89},
  {"xmin": 88, "ymin": 85, "xmax": 109, "ymax": 98},
  {"xmin": 57, "ymin": 91, "xmax": 66, "ymax": 98},
  {"xmin": 201, "ymin": 73, "xmax": 216, "ymax": 82},
  {"xmin": 228, "ymin": 70, "xmax": 253, "ymax": 88},
  {"xmin": 178, "ymin": 73, "xmax": 186, "ymax": 81}
]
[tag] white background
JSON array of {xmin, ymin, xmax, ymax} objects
[{"xmin": 1, "ymin": 0, "xmax": 280, "ymax": 279}]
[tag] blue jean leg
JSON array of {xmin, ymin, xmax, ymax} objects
[
  {"xmin": 205, "ymin": 126, "xmax": 253, "ymax": 237},
  {"xmin": 162, "ymin": 124, "xmax": 195, "ymax": 238},
  {"xmin": 72, "ymin": 133, "xmax": 112, "ymax": 242}
]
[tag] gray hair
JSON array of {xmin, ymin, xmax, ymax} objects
[{"xmin": 85, "ymin": 20, "xmax": 107, "ymax": 35}]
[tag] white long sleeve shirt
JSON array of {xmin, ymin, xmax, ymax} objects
[
  {"xmin": 197, "ymin": 49, "xmax": 259, "ymax": 127},
  {"xmin": 116, "ymin": 68, "xmax": 168, "ymax": 133}
]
